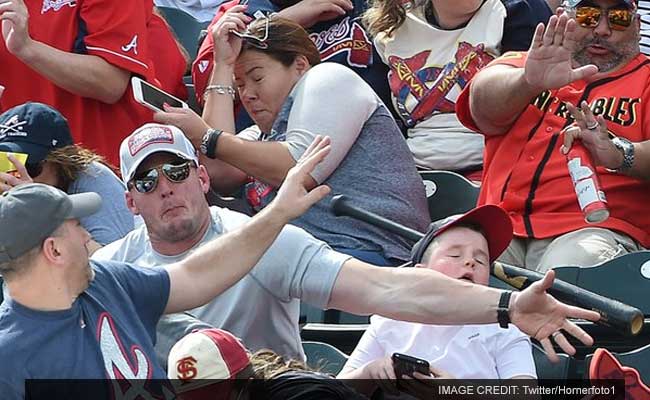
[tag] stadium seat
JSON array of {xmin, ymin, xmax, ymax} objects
[
  {"xmin": 532, "ymin": 343, "xmax": 572, "ymax": 380},
  {"xmin": 157, "ymin": 6, "xmax": 203, "ymax": 60},
  {"xmin": 419, "ymin": 171, "xmax": 479, "ymax": 222},
  {"xmin": 302, "ymin": 341, "xmax": 349, "ymax": 375},
  {"xmin": 553, "ymin": 251, "xmax": 650, "ymax": 316},
  {"xmin": 584, "ymin": 344, "xmax": 650, "ymax": 383}
]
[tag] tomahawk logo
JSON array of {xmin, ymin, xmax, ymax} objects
[
  {"xmin": 122, "ymin": 35, "xmax": 139, "ymax": 55},
  {"xmin": 97, "ymin": 313, "xmax": 173, "ymax": 399}
]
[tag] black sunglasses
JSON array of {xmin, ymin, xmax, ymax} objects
[
  {"xmin": 574, "ymin": 6, "xmax": 635, "ymax": 31},
  {"xmin": 129, "ymin": 161, "xmax": 192, "ymax": 194}
]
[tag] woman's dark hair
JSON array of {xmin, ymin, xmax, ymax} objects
[{"xmin": 241, "ymin": 17, "xmax": 321, "ymax": 67}]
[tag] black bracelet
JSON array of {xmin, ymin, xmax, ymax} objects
[
  {"xmin": 200, "ymin": 128, "xmax": 223, "ymax": 159},
  {"xmin": 497, "ymin": 290, "xmax": 513, "ymax": 329}
]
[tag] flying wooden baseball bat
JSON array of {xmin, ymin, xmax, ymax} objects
[{"xmin": 331, "ymin": 195, "xmax": 644, "ymax": 336}]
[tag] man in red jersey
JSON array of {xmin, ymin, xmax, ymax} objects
[
  {"xmin": 456, "ymin": 0, "xmax": 650, "ymax": 272},
  {"xmin": 0, "ymin": 0, "xmax": 157, "ymax": 166}
]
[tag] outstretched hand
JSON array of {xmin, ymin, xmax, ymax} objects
[
  {"xmin": 510, "ymin": 270, "xmax": 600, "ymax": 362},
  {"xmin": 269, "ymin": 136, "xmax": 332, "ymax": 221},
  {"xmin": 524, "ymin": 12, "xmax": 598, "ymax": 91}
]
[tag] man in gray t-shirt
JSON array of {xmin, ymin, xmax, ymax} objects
[{"xmin": 94, "ymin": 123, "xmax": 600, "ymax": 367}]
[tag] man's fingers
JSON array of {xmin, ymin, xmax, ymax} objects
[
  {"xmin": 567, "ymin": 102, "xmax": 587, "ymax": 130},
  {"xmin": 542, "ymin": 15, "xmax": 558, "ymax": 47},
  {"xmin": 553, "ymin": 13, "xmax": 568, "ymax": 46},
  {"xmin": 563, "ymin": 303, "xmax": 601, "ymax": 324},
  {"xmin": 580, "ymin": 101, "xmax": 598, "ymax": 128},
  {"xmin": 301, "ymin": 135, "xmax": 328, "ymax": 160},
  {"xmin": 296, "ymin": 143, "xmax": 331, "ymax": 176},
  {"xmin": 536, "ymin": 269, "xmax": 556, "ymax": 293},
  {"xmin": 560, "ymin": 125, "xmax": 580, "ymax": 154},
  {"xmin": 302, "ymin": 184, "xmax": 330, "ymax": 206},
  {"xmin": 571, "ymin": 64, "xmax": 599, "ymax": 82},
  {"xmin": 539, "ymin": 337, "xmax": 560, "ymax": 363},
  {"xmin": 551, "ymin": 331, "xmax": 576, "ymax": 355},
  {"xmin": 530, "ymin": 22, "xmax": 545, "ymax": 50},
  {"xmin": 7, "ymin": 153, "xmax": 29, "ymax": 178},
  {"xmin": 562, "ymin": 318, "xmax": 596, "ymax": 346}
]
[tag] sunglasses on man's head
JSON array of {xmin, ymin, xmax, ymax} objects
[
  {"xmin": 574, "ymin": 6, "xmax": 635, "ymax": 31},
  {"xmin": 129, "ymin": 160, "xmax": 192, "ymax": 194}
]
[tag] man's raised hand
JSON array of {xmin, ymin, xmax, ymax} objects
[{"xmin": 524, "ymin": 12, "xmax": 598, "ymax": 91}]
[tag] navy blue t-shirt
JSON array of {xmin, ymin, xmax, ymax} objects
[{"xmin": 0, "ymin": 260, "xmax": 170, "ymax": 399}]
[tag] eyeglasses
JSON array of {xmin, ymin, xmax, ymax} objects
[
  {"xmin": 129, "ymin": 161, "xmax": 192, "ymax": 194},
  {"xmin": 574, "ymin": 6, "xmax": 635, "ymax": 31},
  {"xmin": 231, "ymin": 16, "xmax": 270, "ymax": 49}
]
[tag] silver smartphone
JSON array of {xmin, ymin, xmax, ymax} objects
[{"xmin": 131, "ymin": 76, "xmax": 188, "ymax": 113}]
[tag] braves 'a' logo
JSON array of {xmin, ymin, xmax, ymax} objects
[
  {"xmin": 309, "ymin": 17, "xmax": 372, "ymax": 68},
  {"xmin": 41, "ymin": 0, "xmax": 76, "ymax": 14},
  {"xmin": 122, "ymin": 35, "xmax": 139, "ymax": 55},
  {"xmin": 176, "ymin": 357, "xmax": 198, "ymax": 381},
  {"xmin": 388, "ymin": 42, "xmax": 494, "ymax": 127}
]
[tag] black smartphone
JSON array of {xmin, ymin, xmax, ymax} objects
[{"xmin": 392, "ymin": 353, "xmax": 430, "ymax": 378}]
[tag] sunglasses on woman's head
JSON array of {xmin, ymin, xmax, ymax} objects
[
  {"xmin": 574, "ymin": 6, "xmax": 635, "ymax": 31},
  {"xmin": 129, "ymin": 160, "xmax": 192, "ymax": 194},
  {"xmin": 230, "ymin": 16, "xmax": 270, "ymax": 49}
]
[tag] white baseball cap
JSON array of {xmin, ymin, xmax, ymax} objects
[{"xmin": 119, "ymin": 123, "xmax": 199, "ymax": 185}]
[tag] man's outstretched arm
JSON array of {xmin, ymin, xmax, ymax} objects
[
  {"xmin": 163, "ymin": 136, "xmax": 331, "ymax": 314},
  {"xmin": 328, "ymin": 259, "xmax": 600, "ymax": 362}
]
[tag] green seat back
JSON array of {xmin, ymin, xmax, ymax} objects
[
  {"xmin": 553, "ymin": 251, "xmax": 650, "ymax": 316},
  {"xmin": 532, "ymin": 343, "xmax": 572, "ymax": 380},
  {"xmin": 157, "ymin": 6, "xmax": 203, "ymax": 60},
  {"xmin": 419, "ymin": 171, "xmax": 479, "ymax": 222},
  {"xmin": 302, "ymin": 341, "xmax": 349, "ymax": 375}
]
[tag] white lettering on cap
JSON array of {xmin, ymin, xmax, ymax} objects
[{"xmin": 128, "ymin": 126, "xmax": 174, "ymax": 156}]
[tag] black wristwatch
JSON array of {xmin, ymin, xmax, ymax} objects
[
  {"xmin": 497, "ymin": 291, "xmax": 513, "ymax": 329},
  {"xmin": 200, "ymin": 128, "xmax": 223, "ymax": 159},
  {"xmin": 609, "ymin": 136, "xmax": 635, "ymax": 173}
]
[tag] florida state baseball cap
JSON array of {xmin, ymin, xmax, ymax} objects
[
  {"xmin": 410, "ymin": 205, "xmax": 513, "ymax": 265},
  {"xmin": 119, "ymin": 123, "xmax": 199, "ymax": 185},
  {"xmin": 168, "ymin": 329, "xmax": 251, "ymax": 398}
]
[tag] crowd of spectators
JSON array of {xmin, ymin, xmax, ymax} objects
[{"xmin": 1, "ymin": 0, "xmax": 649, "ymax": 398}]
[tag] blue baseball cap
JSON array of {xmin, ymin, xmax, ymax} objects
[
  {"xmin": 0, "ymin": 183, "xmax": 101, "ymax": 262},
  {"xmin": 0, "ymin": 102, "xmax": 73, "ymax": 165}
]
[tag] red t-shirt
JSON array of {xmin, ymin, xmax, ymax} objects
[
  {"xmin": 456, "ymin": 52, "xmax": 650, "ymax": 247},
  {"xmin": 0, "ymin": 0, "xmax": 157, "ymax": 167}
]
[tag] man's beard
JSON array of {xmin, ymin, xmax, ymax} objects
[{"xmin": 572, "ymin": 35, "xmax": 639, "ymax": 73}]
